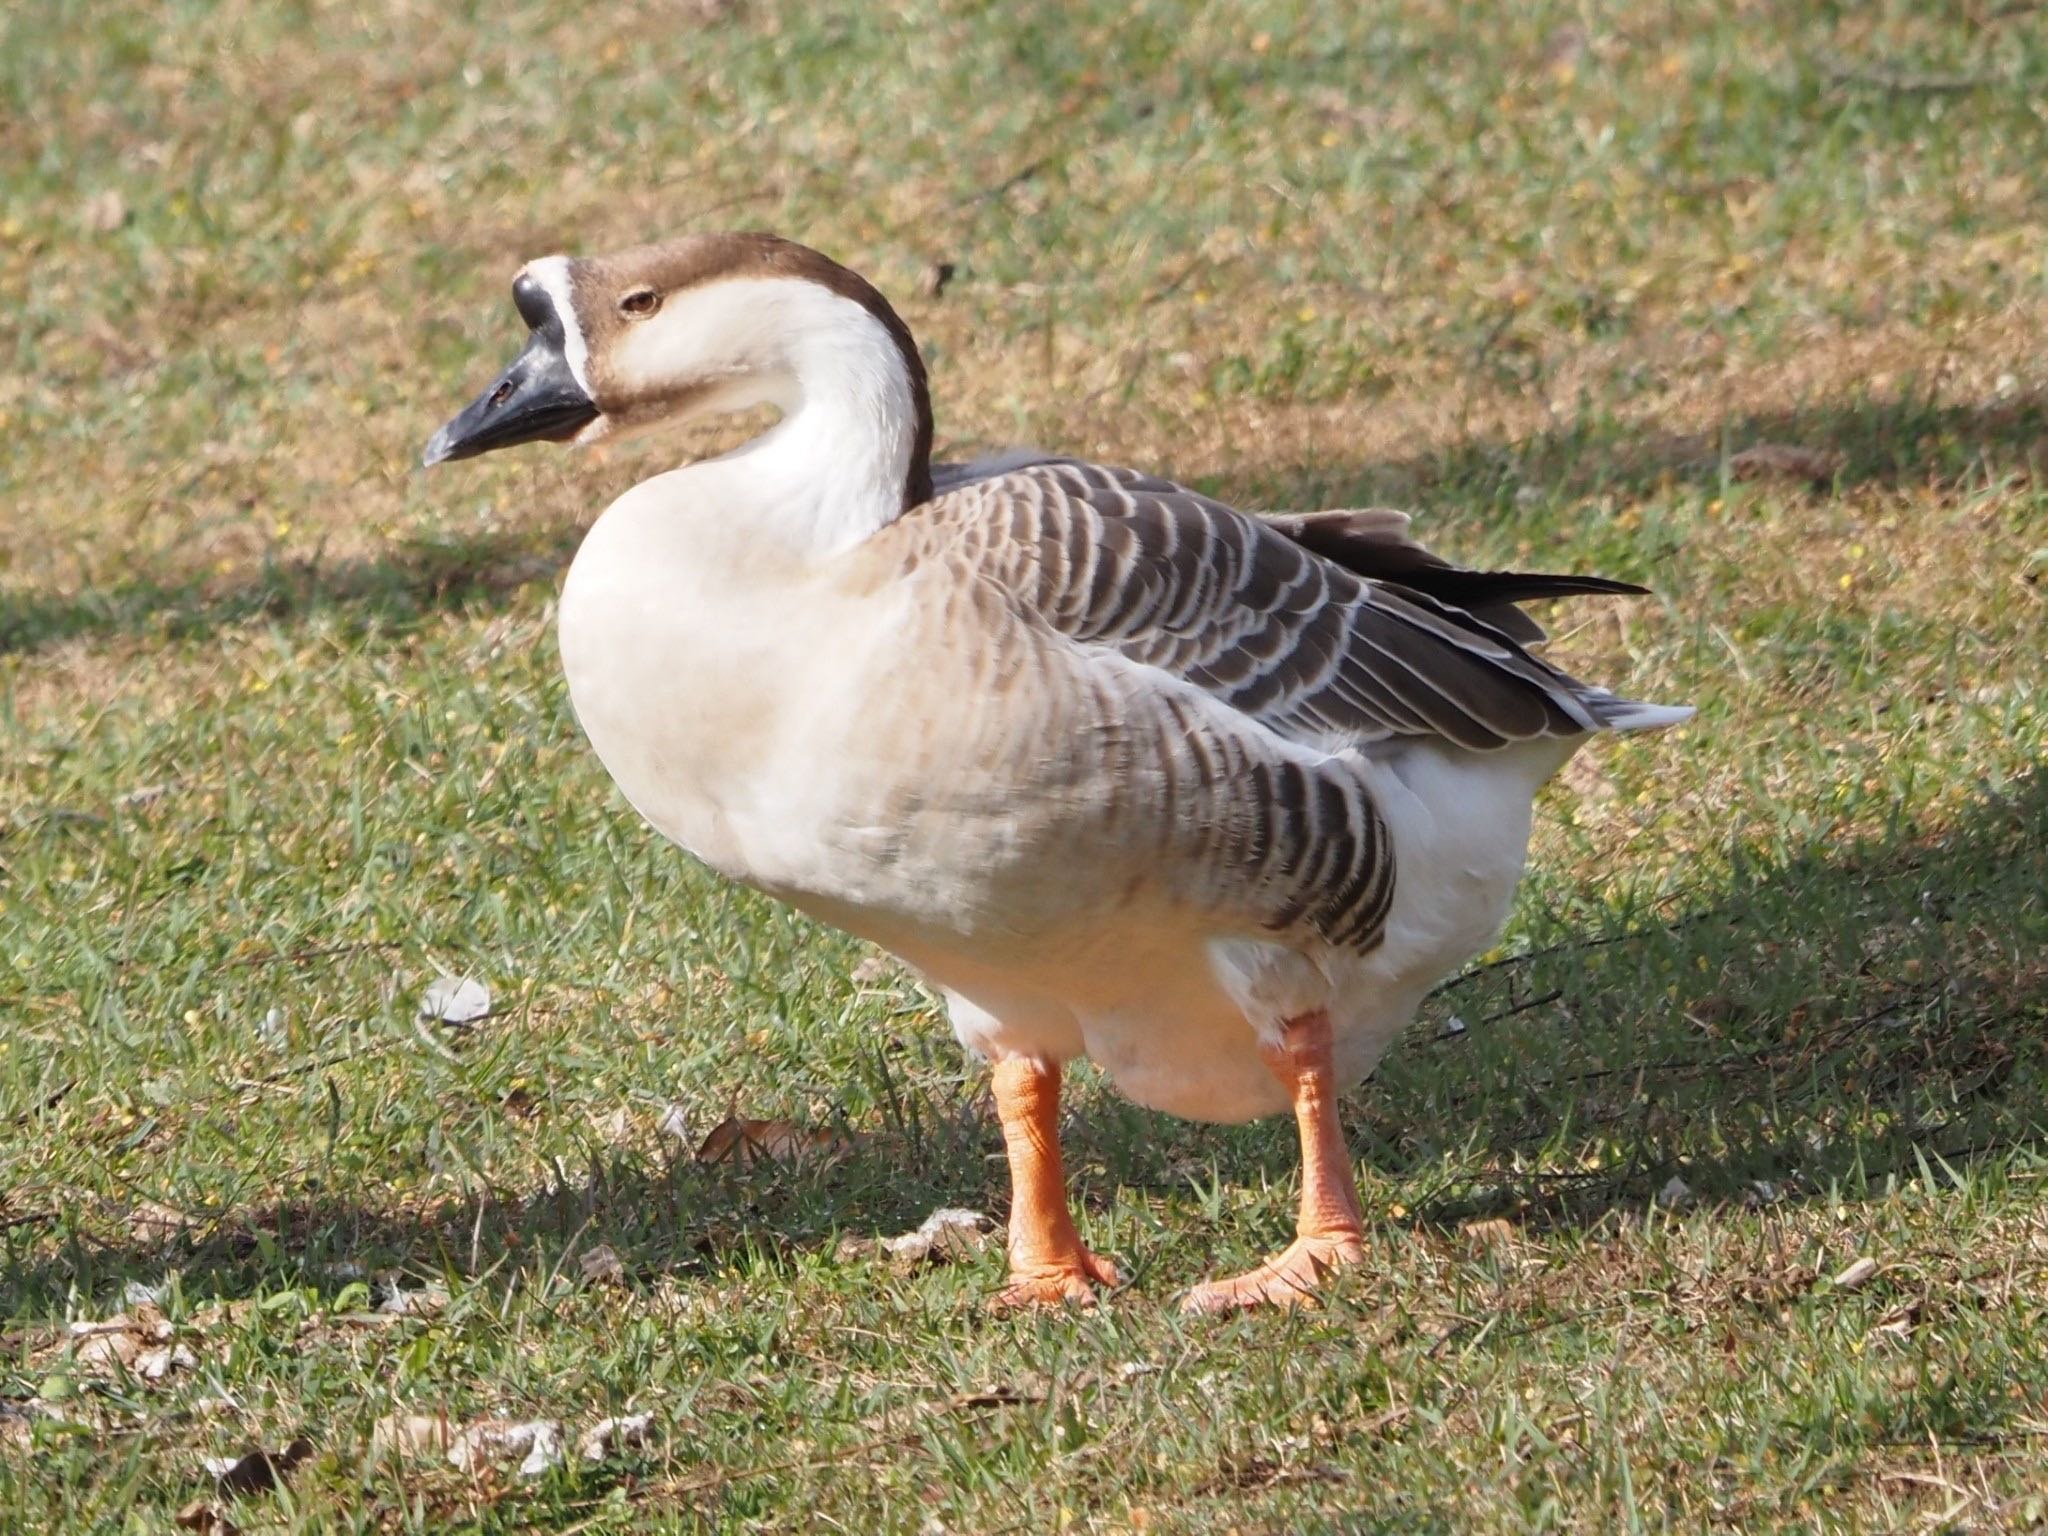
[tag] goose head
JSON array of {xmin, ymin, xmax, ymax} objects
[{"xmin": 423, "ymin": 232, "xmax": 935, "ymax": 517}]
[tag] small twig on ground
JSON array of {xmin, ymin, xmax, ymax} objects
[
  {"xmin": 951, "ymin": 100, "xmax": 1153, "ymax": 215},
  {"xmin": 1142, "ymin": 254, "xmax": 1211, "ymax": 306},
  {"xmin": 108, "ymin": 938, "xmax": 403, "ymax": 975},
  {"xmin": 6, "ymin": 1078, "xmax": 76, "ymax": 1126},
  {"xmin": 237, "ymin": 1003, "xmax": 522, "ymax": 1093},
  {"xmin": 218, "ymin": 939, "xmax": 405, "ymax": 971},
  {"xmin": 1485, "ymin": 988, "xmax": 1565, "ymax": 1025},
  {"xmin": 1432, "ymin": 988, "xmax": 1564, "ymax": 1041},
  {"xmin": 1430, "ymin": 907, "xmax": 1729, "ymax": 995},
  {"xmin": 951, "ymin": 153, "xmax": 1055, "ymax": 210},
  {"xmin": 233, "ymin": 1039, "xmax": 402, "ymax": 1092},
  {"xmin": 1428, "ymin": 1300, "xmax": 1628, "ymax": 1359}
]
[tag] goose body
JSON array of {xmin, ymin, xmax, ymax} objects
[
  {"xmin": 558, "ymin": 458, "xmax": 1623, "ymax": 1122},
  {"xmin": 427, "ymin": 232, "xmax": 1690, "ymax": 1308}
]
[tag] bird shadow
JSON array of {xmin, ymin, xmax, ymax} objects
[
  {"xmin": 1094, "ymin": 764, "xmax": 2048, "ymax": 1237},
  {"xmin": 6, "ymin": 384, "xmax": 2044, "ymax": 658},
  {"xmin": 2, "ymin": 1056, "xmax": 1003, "ymax": 1318},
  {"xmin": 6, "ymin": 770, "xmax": 2041, "ymax": 1318},
  {"xmin": 1186, "ymin": 383, "xmax": 2048, "ymax": 518},
  {"xmin": 1398, "ymin": 756, "xmax": 2047, "ymax": 1231},
  {"xmin": 0, "ymin": 521, "xmax": 587, "ymax": 657}
]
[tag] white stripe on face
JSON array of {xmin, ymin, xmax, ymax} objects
[{"xmin": 524, "ymin": 255, "xmax": 593, "ymax": 398}]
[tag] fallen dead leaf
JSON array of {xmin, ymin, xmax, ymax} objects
[
  {"xmin": 370, "ymin": 1412, "xmax": 456, "ymax": 1459},
  {"xmin": 83, "ymin": 1305, "xmax": 170, "ymax": 1340},
  {"xmin": 1728, "ymin": 442, "xmax": 1843, "ymax": 486},
  {"xmin": 449, "ymin": 1418, "xmax": 564, "ymax": 1478},
  {"xmin": 75, "ymin": 1337, "xmax": 141, "ymax": 1378},
  {"xmin": 878, "ymin": 1208, "xmax": 990, "ymax": 1270},
  {"xmin": 129, "ymin": 1200, "xmax": 195, "ymax": 1243},
  {"xmin": 374, "ymin": 1276, "xmax": 449, "ymax": 1317},
  {"xmin": 71, "ymin": 1307, "xmax": 192, "ymax": 1381},
  {"xmin": 418, "ymin": 975, "xmax": 491, "ymax": 1025},
  {"xmin": 135, "ymin": 1343, "xmax": 199, "ymax": 1381},
  {"xmin": 849, "ymin": 953, "xmax": 898, "ymax": 985},
  {"xmin": 499, "ymin": 1084, "xmax": 540, "ymax": 1119},
  {"xmin": 1832, "ymin": 1255, "xmax": 1880, "ymax": 1290},
  {"xmin": 578, "ymin": 1410, "xmax": 656, "ymax": 1462},
  {"xmin": 174, "ymin": 1500, "xmax": 237, "ymax": 1535},
  {"xmin": 187, "ymin": 1299, "xmax": 256, "ymax": 1332},
  {"xmin": 0, "ymin": 1399, "xmax": 74, "ymax": 1447},
  {"xmin": 695, "ymin": 1115, "xmax": 852, "ymax": 1165},
  {"xmin": 1460, "ymin": 1218, "xmax": 1518, "ymax": 1249},
  {"xmin": 578, "ymin": 1245, "xmax": 625, "ymax": 1286},
  {"xmin": 79, "ymin": 189, "xmax": 127, "ymax": 233},
  {"xmin": 203, "ymin": 1437, "xmax": 312, "ymax": 1495}
]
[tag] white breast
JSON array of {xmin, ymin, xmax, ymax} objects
[{"xmin": 557, "ymin": 469, "xmax": 902, "ymax": 898}]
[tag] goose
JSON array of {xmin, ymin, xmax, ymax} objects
[{"xmin": 423, "ymin": 232, "xmax": 1690, "ymax": 1313}]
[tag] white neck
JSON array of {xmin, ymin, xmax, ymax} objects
[
  {"xmin": 613, "ymin": 278, "xmax": 923, "ymax": 559},
  {"xmin": 738, "ymin": 292, "xmax": 921, "ymax": 554}
]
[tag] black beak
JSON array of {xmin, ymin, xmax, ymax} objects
[{"xmin": 422, "ymin": 325, "xmax": 598, "ymax": 467}]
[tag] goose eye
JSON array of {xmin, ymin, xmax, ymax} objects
[{"xmin": 619, "ymin": 288, "xmax": 661, "ymax": 318}]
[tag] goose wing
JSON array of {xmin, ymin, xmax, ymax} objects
[{"xmin": 921, "ymin": 458, "xmax": 1678, "ymax": 754}]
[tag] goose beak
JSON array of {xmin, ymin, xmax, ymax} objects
[{"xmin": 423, "ymin": 328, "xmax": 598, "ymax": 467}]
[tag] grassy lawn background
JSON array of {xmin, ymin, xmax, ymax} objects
[{"xmin": 3, "ymin": 0, "xmax": 2046, "ymax": 1529}]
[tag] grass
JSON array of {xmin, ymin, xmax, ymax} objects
[{"xmin": 3, "ymin": 0, "xmax": 2046, "ymax": 1529}]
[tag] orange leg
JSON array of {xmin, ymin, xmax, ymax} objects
[
  {"xmin": 988, "ymin": 1057, "xmax": 1120, "ymax": 1310},
  {"xmin": 1182, "ymin": 1011, "xmax": 1367, "ymax": 1314}
]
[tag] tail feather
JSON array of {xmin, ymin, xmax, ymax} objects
[
  {"xmin": 1262, "ymin": 506, "xmax": 1655, "ymax": 647},
  {"xmin": 1584, "ymin": 692, "xmax": 1695, "ymax": 732}
]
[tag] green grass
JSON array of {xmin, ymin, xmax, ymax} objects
[{"xmin": 4, "ymin": 0, "xmax": 2047, "ymax": 1529}]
